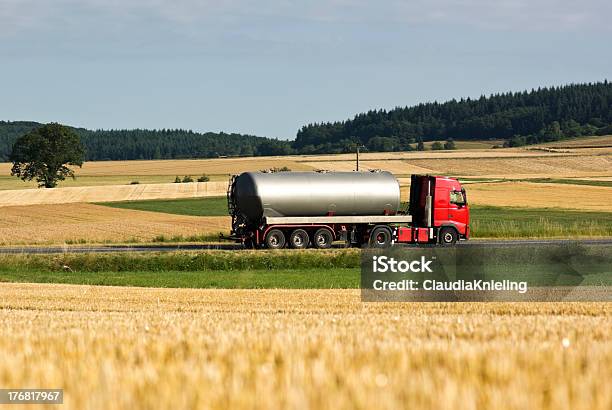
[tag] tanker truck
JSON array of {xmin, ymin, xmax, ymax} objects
[{"xmin": 226, "ymin": 171, "xmax": 469, "ymax": 249}]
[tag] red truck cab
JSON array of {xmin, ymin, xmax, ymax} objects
[{"xmin": 397, "ymin": 175, "xmax": 469, "ymax": 245}]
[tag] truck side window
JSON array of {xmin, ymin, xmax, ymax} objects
[{"xmin": 450, "ymin": 190, "xmax": 465, "ymax": 205}]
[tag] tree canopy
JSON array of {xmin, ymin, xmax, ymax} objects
[{"xmin": 10, "ymin": 123, "xmax": 85, "ymax": 188}]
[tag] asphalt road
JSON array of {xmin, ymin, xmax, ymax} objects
[{"xmin": 0, "ymin": 239, "xmax": 610, "ymax": 254}]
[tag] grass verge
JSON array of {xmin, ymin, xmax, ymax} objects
[
  {"xmin": 1, "ymin": 245, "xmax": 609, "ymax": 288},
  {"xmin": 521, "ymin": 178, "xmax": 612, "ymax": 187},
  {"xmin": 0, "ymin": 268, "xmax": 359, "ymax": 289},
  {"xmin": 0, "ymin": 251, "xmax": 360, "ymax": 288},
  {"xmin": 469, "ymin": 205, "xmax": 612, "ymax": 238},
  {"xmin": 0, "ymin": 250, "xmax": 360, "ymax": 272}
]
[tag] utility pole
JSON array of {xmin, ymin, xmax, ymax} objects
[{"xmin": 355, "ymin": 144, "xmax": 365, "ymax": 171}]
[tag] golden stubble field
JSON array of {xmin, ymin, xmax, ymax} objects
[
  {"xmin": 466, "ymin": 182, "xmax": 612, "ymax": 211},
  {"xmin": 0, "ymin": 147, "xmax": 610, "ymax": 208},
  {"xmin": 0, "ymin": 181, "xmax": 227, "ymax": 207},
  {"xmin": 0, "ymin": 283, "xmax": 609, "ymax": 410},
  {"xmin": 0, "ymin": 203, "xmax": 229, "ymax": 245},
  {"xmin": 0, "ymin": 139, "xmax": 610, "ymax": 188}
]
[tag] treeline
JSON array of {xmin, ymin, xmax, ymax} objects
[
  {"xmin": 0, "ymin": 121, "xmax": 42, "ymax": 161},
  {"xmin": 2, "ymin": 81, "xmax": 611, "ymax": 161},
  {"xmin": 0, "ymin": 123, "xmax": 291, "ymax": 161},
  {"xmin": 295, "ymin": 81, "xmax": 612, "ymax": 152},
  {"xmin": 78, "ymin": 129, "xmax": 292, "ymax": 160}
]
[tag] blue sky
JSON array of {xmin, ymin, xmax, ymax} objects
[{"xmin": 1, "ymin": 1, "xmax": 610, "ymax": 139}]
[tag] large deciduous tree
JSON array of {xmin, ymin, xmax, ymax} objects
[{"xmin": 10, "ymin": 123, "xmax": 84, "ymax": 188}]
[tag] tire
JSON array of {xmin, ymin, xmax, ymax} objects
[
  {"xmin": 438, "ymin": 226, "xmax": 458, "ymax": 246},
  {"xmin": 313, "ymin": 228, "xmax": 333, "ymax": 249},
  {"xmin": 289, "ymin": 229, "xmax": 309, "ymax": 249},
  {"xmin": 369, "ymin": 226, "xmax": 393, "ymax": 248},
  {"xmin": 265, "ymin": 229, "xmax": 286, "ymax": 249}
]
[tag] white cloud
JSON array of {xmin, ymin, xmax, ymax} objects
[{"xmin": 0, "ymin": 0, "xmax": 610, "ymax": 36}]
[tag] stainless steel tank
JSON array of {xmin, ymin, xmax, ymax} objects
[{"xmin": 230, "ymin": 171, "xmax": 401, "ymax": 223}]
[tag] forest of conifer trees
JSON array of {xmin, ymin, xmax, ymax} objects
[
  {"xmin": 1, "ymin": 81, "xmax": 610, "ymax": 161},
  {"xmin": 295, "ymin": 81, "xmax": 612, "ymax": 153}
]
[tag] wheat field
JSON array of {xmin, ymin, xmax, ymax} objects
[
  {"xmin": 401, "ymin": 155, "xmax": 612, "ymax": 178},
  {"xmin": 0, "ymin": 283, "xmax": 609, "ymax": 410},
  {"xmin": 0, "ymin": 181, "xmax": 227, "ymax": 207},
  {"xmin": 303, "ymin": 154, "xmax": 612, "ymax": 179},
  {"xmin": 0, "ymin": 157, "xmax": 316, "ymax": 178},
  {"xmin": 0, "ymin": 203, "xmax": 229, "ymax": 245},
  {"xmin": 1, "ymin": 144, "xmax": 610, "ymax": 182},
  {"xmin": 466, "ymin": 182, "xmax": 612, "ymax": 211},
  {"xmin": 536, "ymin": 135, "xmax": 612, "ymax": 148}
]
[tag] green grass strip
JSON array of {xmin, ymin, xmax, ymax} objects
[
  {"xmin": 0, "ymin": 268, "xmax": 360, "ymax": 289},
  {"xmin": 469, "ymin": 205, "xmax": 612, "ymax": 238},
  {"xmin": 0, "ymin": 250, "xmax": 361, "ymax": 273},
  {"xmin": 97, "ymin": 197, "xmax": 228, "ymax": 216}
]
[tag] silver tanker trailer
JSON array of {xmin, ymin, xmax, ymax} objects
[{"xmin": 226, "ymin": 171, "xmax": 470, "ymax": 248}]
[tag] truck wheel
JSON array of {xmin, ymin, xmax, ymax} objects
[
  {"xmin": 369, "ymin": 226, "xmax": 393, "ymax": 248},
  {"xmin": 265, "ymin": 229, "xmax": 286, "ymax": 249},
  {"xmin": 438, "ymin": 227, "xmax": 458, "ymax": 246},
  {"xmin": 289, "ymin": 229, "xmax": 309, "ymax": 249},
  {"xmin": 313, "ymin": 228, "xmax": 333, "ymax": 249}
]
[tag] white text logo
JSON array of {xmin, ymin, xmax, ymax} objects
[{"xmin": 372, "ymin": 255, "xmax": 433, "ymax": 273}]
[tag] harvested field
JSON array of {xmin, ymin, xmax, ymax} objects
[
  {"xmin": 299, "ymin": 148, "xmax": 582, "ymax": 162},
  {"xmin": 0, "ymin": 174, "xmax": 232, "ymax": 190},
  {"xmin": 402, "ymin": 155, "xmax": 612, "ymax": 178},
  {"xmin": 1, "ymin": 144, "xmax": 610, "ymax": 192},
  {"xmin": 304, "ymin": 154, "xmax": 612, "ymax": 179},
  {"xmin": 536, "ymin": 135, "xmax": 612, "ymax": 148},
  {"xmin": 306, "ymin": 160, "xmax": 433, "ymax": 174},
  {"xmin": 0, "ymin": 147, "xmax": 599, "ymax": 179},
  {"xmin": 0, "ymin": 157, "xmax": 316, "ymax": 178},
  {"xmin": 0, "ymin": 181, "xmax": 227, "ymax": 207},
  {"xmin": 0, "ymin": 203, "xmax": 229, "ymax": 245},
  {"xmin": 466, "ymin": 182, "xmax": 612, "ymax": 211},
  {"xmin": 0, "ymin": 284, "xmax": 609, "ymax": 410}
]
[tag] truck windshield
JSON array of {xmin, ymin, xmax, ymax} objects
[{"xmin": 450, "ymin": 190, "xmax": 466, "ymax": 205}]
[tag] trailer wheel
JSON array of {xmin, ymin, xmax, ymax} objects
[
  {"xmin": 265, "ymin": 229, "xmax": 286, "ymax": 249},
  {"xmin": 369, "ymin": 226, "xmax": 393, "ymax": 248},
  {"xmin": 313, "ymin": 228, "xmax": 333, "ymax": 249},
  {"xmin": 438, "ymin": 227, "xmax": 458, "ymax": 246},
  {"xmin": 289, "ymin": 229, "xmax": 310, "ymax": 249}
]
